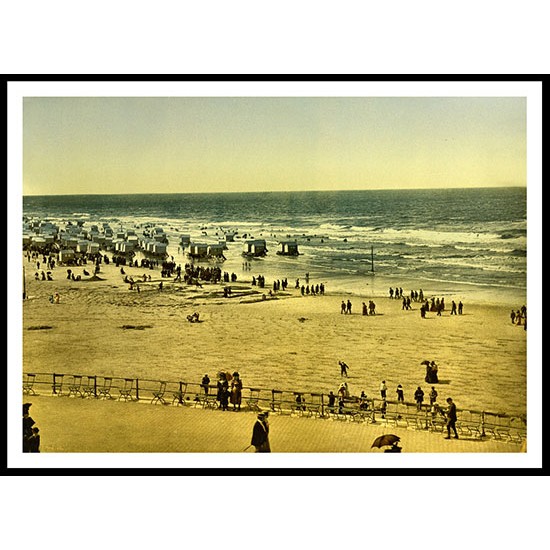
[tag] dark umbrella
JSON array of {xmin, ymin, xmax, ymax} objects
[
  {"xmin": 371, "ymin": 434, "xmax": 401, "ymax": 448},
  {"xmin": 421, "ymin": 360, "xmax": 431, "ymax": 366}
]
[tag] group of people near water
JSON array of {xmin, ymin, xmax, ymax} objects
[
  {"xmin": 419, "ymin": 297, "xmax": 463, "ymax": 318},
  {"xmin": 362, "ymin": 301, "xmax": 377, "ymax": 315},
  {"xmin": 510, "ymin": 305, "xmax": 527, "ymax": 329}
]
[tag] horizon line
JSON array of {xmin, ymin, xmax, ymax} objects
[{"xmin": 22, "ymin": 185, "xmax": 526, "ymax": 198}]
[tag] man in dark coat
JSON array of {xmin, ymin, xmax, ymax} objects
[
  {"xmin": 444, "ymin": 397, "xmax": 459, "ymax": 439},
  {"xmin": 23, "ymin": 403, "xmax": 35, "ymax": 452},
  {"xmin": 251, "ymin": 412, "xmax": 271, "ymax": 452}
]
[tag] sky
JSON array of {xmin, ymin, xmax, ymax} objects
[{"xmin": 22, "ymin": 95, "xmax": 526, "ymax": 195}]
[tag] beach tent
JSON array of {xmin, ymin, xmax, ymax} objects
[
  {"xmin": 76, "ymin": 240, "xmax": 90, "ymax": 253},
  {"xmin": 58, "ymin": 249, "xmax": 75, "ymax": 263},
  {"xmin": 32, "ymin": 236, "xmax": 47, "ymax": 246},
  {"xmin": 180, "ymin": 234, "xmax": 191, "ymax": 247},
  {"xmin": 277, "ymin": 241, "xmax": 300, "ymax": 256},
  {"xmin": 152, "ymin": 242, "xmax": 167, "ymax": 255},
  {"xmin": 243, "ymin": 239, "xmax": 268, "ymax": 257},
  {"xmin": 87, "ymin": 242, "xmax": 100, "ymax": 254},
  {"xmin": 188, "ymin": 243, "xmax": 209, "ymax": 258},
  {"xmin": 207, "ymin": 244, "xmax": 226, "ymax": 257}
]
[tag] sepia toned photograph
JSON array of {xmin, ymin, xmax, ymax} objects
[{"xmin": 9, "ymin": 79, "xmax": 541, "ymax": 470}]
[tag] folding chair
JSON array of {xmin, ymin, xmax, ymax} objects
[
  {"xmin": 427, "ymin": 407, "xmax": 446, "ymax": 433},
  {"xmin": 97, "ymin": 377, "xmax": 113, "ymax": 399},
  {"xmin": 291, "ymin": 393, "xmax": 307, "ymax": 416},
  {"xmin": 383, "ymin": 401, "xmax": 400, "ymax": 426},
  {"xmin": 172, "ymin": 382, "xmax": 188, "ymax": 406},
  {"xmin": 23, "ymin": 373, "xmax": 36, "ymax": 395},
  {"xmin": 68, "ymin": 375, "xmax": 83, "ymax": 398},
  {"xmin": 404, "ymin": 403, "xmax": 422, "ymax": 429},
  {"xmin": 151, "ymin": 381, "xmax": 167, "ymax": 405},
  {"xmin": 480, "ymin": 413, "xmax": 497, "ymax": 438},
  {"xmin": 466, "ymin": 410, "xmax": 484, "ymax": 439},
  {"xmin": 509, "ymin": 416, "xmax": 526, "ymax": 443},
  {"xmin": 82, "ymin": 376, "xmax": 97, "ymax": 398},
  {"xmin": 203, "ymin": 393, "xmax": 219, "ymax": 409},
  {"xmin": 395, "ymin": 402, "xmax": 409, "ymax": 428},
  {"xmin": 343, "ymin": 402, "xmax": 363, "ymax": 422},
  {"xmin": 457, "ymin": 410, "xmax": 481, "ymax": 438},
  {"xmin": 52, "ymin": 374, "xmax": 64, "ymax": 396},
  {"xmin": 246, "ymin": 388, "xmax": 262, "ymax": 412},
  {"xmin": 118, "ymin": 378, "xmax": 135, "ymax": 401},
  {"xmin": 306, "ymin": 393, "xmax": 323, "ymax": 418},
  {"xmin": 494, "ymin": 414, "xmax": 512, "ymax": 441},
  {"xmin": 270, "ymin": 390, "xmax": 284, "ymax": 414}
]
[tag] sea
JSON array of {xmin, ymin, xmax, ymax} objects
[{"xmin": 22, "ymin": 187, "xmax": 527, "ymax": 306}]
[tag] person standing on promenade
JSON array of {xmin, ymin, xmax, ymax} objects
[
  {"xmin": 444, "ymin": 397, "xmax": 459, "ymax": 439},
  {"xmin": 217, "ymin": 373, "xmax": 229, "ymax": 411},
  {"xmin": 339, "ymin": 360, "xmax": 349, "ymax": 377},
  {"xmin": 251, "ymin": 411, "xmax": 271, "ymax": 452},
  {"xmin": 327, "ymin": 391, "xmax": 336, "ymax": 413},
  {"xmin": 380, "ymin": 380, "xmax": 387, "ymax": 400},
  {"xmin": 230, "ymin": 372, "xmax": 243, "ymax": 411},
  {"xmin": 201, "ymin": 374, "xmax": 211, "ymax": 395}
]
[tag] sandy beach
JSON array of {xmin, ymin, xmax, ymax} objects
[{"xmin": 21, "ymin": 255, "xmax": 528, "ymax": 448}]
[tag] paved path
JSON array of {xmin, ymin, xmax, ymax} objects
[{"xmin": 19, "ymin": 394, "xmax": 523, "ymax": 463}]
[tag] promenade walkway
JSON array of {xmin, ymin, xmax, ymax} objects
[{"xmin": 18, "ymin": 394, "xmax": 524, "ymax": 466}]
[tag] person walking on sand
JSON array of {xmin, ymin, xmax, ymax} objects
[
  {"xmin": 339, "ymin": 360, "xmax": 349, "ymax": 377},
  {"xmin": 346, "ymin": 300, "xmax": 352, "ymax": 314},
  {"xmin": 451, "ymin": 301, "xmax": 457, "ymax": 315},
  {"xmin": 444, "ymin": 397, "xmax": 459, "ymax": 439},
  {"xmin": 341, "ymin": 301, "xmax": 346, "ymax": 314},
  {"xmin": 251, "ymin": 411, "xmax": 271, "ymax": 452}
]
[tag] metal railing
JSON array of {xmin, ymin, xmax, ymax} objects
[{"xmin": 22, "ymin": 371, "xmax": 527, "ymax": 444}]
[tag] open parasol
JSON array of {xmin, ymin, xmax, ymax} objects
[
  {"xmin": 371, "ymin": 434, "xmax": 401, "ymax": 448},
  {"xmin": 421, "ymin": 360, "xmax": 431, "ymax": 366}
]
